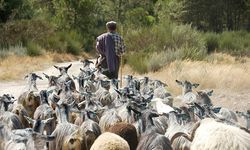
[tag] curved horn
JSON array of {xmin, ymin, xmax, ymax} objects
[
  {"xmin": 170, "ymin": 132, "xmax": 192, "ymax": 144},
  {"xmin": 171, "ymin": 121, "xmax": 201, "ymax": 144}
]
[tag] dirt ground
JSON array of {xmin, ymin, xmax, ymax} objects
[{"xmin": 0, "ymin": 58, "xmax": 249, "ymax": 113}]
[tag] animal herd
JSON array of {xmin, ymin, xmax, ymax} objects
[{"xmin": 0, "ymin": 59, "xmax": 250, "ymax": 150}]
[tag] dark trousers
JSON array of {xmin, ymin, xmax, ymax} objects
[{"xmin": 98, "ymin": 56, "xmax": 120, "ymax": 79}]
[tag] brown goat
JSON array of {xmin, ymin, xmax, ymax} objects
[
  {"xmin": 11, "ymin": 104, "xmax": 30, "ymax": 128},
  {"xmin": 108, "ymin": 123, "xmax": 138, "ymax": 150},
  {"xmin": 18, "ymin": 91, "xmax": 40, "ymax": 118}
]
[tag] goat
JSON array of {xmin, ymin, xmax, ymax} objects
[
  {"xmin": 24, "ymin": 73, "xmax": 43, "ymax": 92},
  {"xmin": 11, "ymin": 104, "xmax": 30, "ymax": 128},
  {"xmin": 5, "ymin": 128, "xmax": 55, "ymax": 150},
  {"xmin": 0, "ymin": 111, "xmax": 24, "ymax": 129},
  {"xmin": 180, "ymin": 118, "xmax": 250, "ymax": 150},
  {"xmin": 0, "ymin": 94, "xmax": 15, "ymax": 111},
  {"xmin": 43, "ymin": 73, "xmax": 60, "ymax": 94},
  {"xmin": 79, "ymin": 110, "xmax": 102, "ymax": 149},
  {"xmin": 149, "ymin": 98, "xmax": 175, "ymax": 115},
  {"xmin": 64, "ymin": 110, "xmax": 101, "ymax": 150},
  {"xmin": 153, "ymin": 80, "xmax": 173, "ymax": 106},
  {"xmin": 176, "ymin": 80, "xmax": 199, "ymax": 104},
  {"xmin": 236, "ymin": 110, "xmax": 250, "ymax": 129},
  {"xmin": 90, "ymin": 132, "xmax": 130, "ymax": 150},
  {"xmin": 216, "ymin": 107, "xmax": 238, "ymax": 122},
  {"xmin": 165, "ymin": 112, "xmax": 194, "ymax": 150},
  {"xmin": 18, "ymin": 91, "xmax": 41, "ymax": 118},
  {"xmin": 195, "ymin": 90, "xmax": 213, "ymax": 106},
  {"xmin": 108, "ymin": 123, "xmax": 138, "ymax": 150},
  {"xmin": 136, "ymin": 110, "xmax": 172, "ymax": 150},
  {"xmin": 99, "ymin": 109, "xmax": 122, "ymax": 132},
  {"xmin": 54, "ymin": 64, "xmax": 76, "ymax": 91},
  {"xmin": 34, "ymin": 90, "xmax": 56, "ymax": 135},
  {"xmin": 24, "ymin": 115, "xmax": 54, "ymax": 134},
  {"xmin": 49, "ymin": 123, "xmax": 78, "ymax": 150},
  {"xmin": 95, "ymin": 80, "xmax": 112, "ymax": 107}
]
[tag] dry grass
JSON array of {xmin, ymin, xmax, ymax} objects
[
  {"xmin": 0, "ymin": 53, "xmax": 89, "ymax": 81},
  {"xmin": 122, "ymin": 53, "xmax": 250, "ymax": 111},
  {"xmin": 143, "ymin": 53, "xmax": 250, "ymax": 94}
]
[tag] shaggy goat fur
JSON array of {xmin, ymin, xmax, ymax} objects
[
  {"xmin": 49, "ymin": 123, "xmax": 78, "ymax": 150},
  {"xmin": 90, "ymin": 132, "xmax": 130, "ymax": 150},
  {"xmin": 99, "ymin": 109, "xmax": 122, "ymax": 132},
  {"xmin": 108, "ymin": 123, "xmax": 138, "ymax": 150},
  {"xmin": 190, "ymin": 118, "xmax": 250, "ymax": 150}
]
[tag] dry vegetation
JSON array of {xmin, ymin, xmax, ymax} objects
[
  {"xmin": 0, "ymin": 53, "xmax": 90, "ymax": 80},
  {"xmin": 123, "ymin": 53, "xmax": 250, "ymax": 111}
]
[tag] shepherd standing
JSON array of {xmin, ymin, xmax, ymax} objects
[{"xmin": 96, "ymin": 21, "xmax": 125, "ymax": 79}]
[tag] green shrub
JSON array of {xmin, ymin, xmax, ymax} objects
[
  {"xmin": 147, "ymin": 50, "xmax": 178, "ymax": 72},
  {"xmin": 204, "ymin": 32, "xmax": 219, "ymax": 53},
  {"xmin": 66, "ymin": 39, "xmax": 82, "ymax": 55},
  {"xmin": 219, "ymin": 31, "xmax": 241, "ymax": 51},
  {"xmin": 0, "ymin": 20, "xmax": 55, "ymax": 47},
  {"xmin": 26, "ymin": 42, "xmax": 43, "ymax": 56},
  {"xmin": 172, "ymin": 24, "xmax": 206, "ymax": 51},
  {"xmin": 176, "ymin": 46, "xmax": 207, "ymax": 60},
  {"xmin": 126, "ymin": 52, "xmax": 148, "ymax": 74},
  {"xmin": 125, "ymin": 23, "xmax": 207, "ymax": 73}
]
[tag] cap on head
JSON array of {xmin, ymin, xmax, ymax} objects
[{"xmin": 106, "ymin": 21, "xmax": 117, "ymax": 31}]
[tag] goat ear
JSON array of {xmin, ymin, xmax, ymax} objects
[
  {"xmin": 57, "ymin": 89, "xmax": 62, "ymax": 95},
  {"xmin": 80, "ymin": 68, "xmax": 85, "ymax": 72},
  {"xmin": 176, "ymin": 80, "xmax": 183, "ymax": 86},
  {"xmin": 192, "ymin": 83, "xmax": 199, "ymax": 88},
  {"xmin": 114, "ymin": 89, "xmax": 122, "ymax": 95},
  {"xmin": 54, "ymin": 65, "xmax": 59, "ymax": 69},
  {"xmin": 207, "ymin": 90, "xmax": 213, "ymax": 96},
  {"xmin": 36, "ymin": 75, "xmax": 43, "ymax": 80},
  {"xmin": 24, "ymin": 74, "xmax": 29, "ymax": 79},
  {"xmin": 66, "ymin": 64, "xmax": 72, "ymax": 70},
  {"xmin": 24, "ymin": 115, "xmax": 34, "ymax": 125},
  {"xmin": 42, "ymin": 117, "xmax": 54, "ymax": 124},
  {"xmin": 70, "ymin": 107, "xmax": 80, "ymax": 113},
  {"xmin": 43, "ymin": 73, "xmax": 49, "ymax": 79}
]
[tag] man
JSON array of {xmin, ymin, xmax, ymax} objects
[{"xmin": 96, "ymin": 21, "xmax": 125, "ymax": 79}]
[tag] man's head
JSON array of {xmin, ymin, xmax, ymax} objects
[{"xmin": 106, "ymin": 21, "xmax": 117, "ymax": 32}]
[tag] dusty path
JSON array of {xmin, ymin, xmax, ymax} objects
[
  {"xmin": 0, "ymin": 61, "xmax": 85, "ymax": 98},
  {"xmin": 0, "ymin": 60, "xmax": 249, "ymax": 113}
]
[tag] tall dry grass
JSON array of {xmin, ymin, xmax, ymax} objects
[
  {"xmin": 123, "ymin": 53, "xmax": 250, "ymax": 95},
  {"xmin": 0, "ymin": 53, "xmax": 87, "ymax": 80}
]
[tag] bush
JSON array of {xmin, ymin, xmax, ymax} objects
[
  {"xmin": 204, "ymin": 32, "xmax": 219, "ymax": 53},
  {"xmin": 218, "ymin": 31, "xmax": 250, "ymax": 56},
  {"xmin": 126, "ymin": 52, "xmax": 148, "ymax": 74},
  {"xmin": 66, "ymin": 39, "xmax": 82, "ymax": 55},
  {"xmin": 176, "ymin": 46, "xmax": 207, "ymax": 60},
  {"xmin": 124, "ymin": 23, "xmax": 208, "ymax": 73},
  {"xmin": 26, "ymin": 42, "xmax": 43, "ymax": 56},
  {"xmin": 171, "ymin": 24, "xmax": 205, "ymax": 51},
  {"xmin": 0, "ymin": 19, "xmax": 54, "ymax": 47}
]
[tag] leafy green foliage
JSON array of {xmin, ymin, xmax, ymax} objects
[{"xmin": 26, "ymin": 42, "xmax": 43, "ymax": 56}]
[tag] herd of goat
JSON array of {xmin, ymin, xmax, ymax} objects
[{"xmin": 0, "ymin": 59, "xmax": 250, "ymax": 150}]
